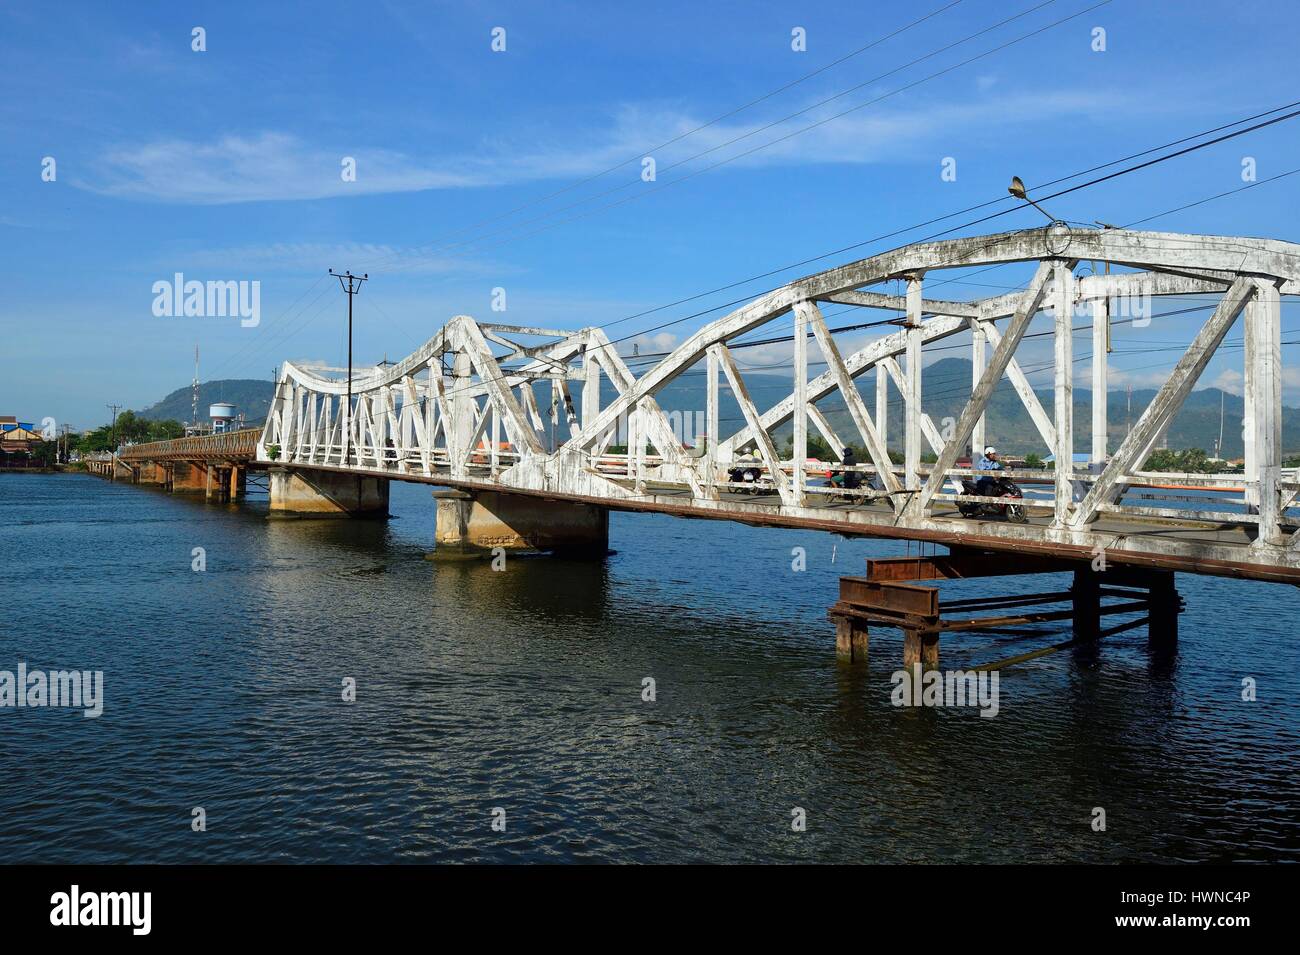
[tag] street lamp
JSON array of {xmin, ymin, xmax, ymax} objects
[{"xmin": 1008, "ymin": 176, "xmax": 1058, "ymax": 223}]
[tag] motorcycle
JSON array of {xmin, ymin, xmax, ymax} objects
[
  {"xmin": 727, "ymin": 465, "xmax": 761, "ymax": 494},
  {"xmin": 958, "ymin": 474, "xmax": 1028, "ymax": 523}
]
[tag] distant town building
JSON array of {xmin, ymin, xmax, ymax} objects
[
  {"xmin": 1, "ymin": 417, "xmax": 42, "ymax": 452},
  {"xmin": 1, "ymin": 415, "xmax": 45, "ymax": 466}
]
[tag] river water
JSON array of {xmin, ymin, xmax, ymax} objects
[{"xmin": 1, "ymin": 471, "xmax": 1296, "ymax": 863}]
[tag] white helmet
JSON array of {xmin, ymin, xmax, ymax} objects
[{"xmin": 984, "ymin": 446, "xmax": 998, "ymax": 456}]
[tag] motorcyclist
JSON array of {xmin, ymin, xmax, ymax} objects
[
  {"xmin": 730, "ymin": 447, "xmax": 760, "ymax": 483},
  {"xmin": 975, "ymin": 446, "xmax": 1002, "ymax": 497},
  {"xmin": 840, "ymin": 447, "xmax": 861, "ymax": 490}
]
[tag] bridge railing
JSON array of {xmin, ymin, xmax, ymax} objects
[{"xmin": 119, "ymin": 428, "xmax": 261, "ymax": 462}]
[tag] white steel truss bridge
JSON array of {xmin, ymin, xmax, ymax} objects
[{"xmin": 258, "ymin": 226, "xmax": 1300, "ymax": 585}]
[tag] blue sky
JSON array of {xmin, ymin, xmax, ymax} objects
[{"xmin": 3, "ymin": 0, "xmax": 1300, "ymax": 430}]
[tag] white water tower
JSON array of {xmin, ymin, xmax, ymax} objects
[{"xmin": 210, "ymin": 402, "xmax": 236, "ymax": 433}]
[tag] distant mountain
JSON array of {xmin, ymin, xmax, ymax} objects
[
  {"xmin": 638, "ymin": 356, "xmax": 1300, "ymax": 459},
  {"xmin": 770, "ymin": 356, "xmax": 1300, "ymax": 458},
  {"xmin": 136, "ymin": 379, "xmax": 273, "ymax": 427}
]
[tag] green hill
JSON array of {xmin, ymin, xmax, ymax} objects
[
  {"xmin": 774, "ymin": 357, "xmax": 1300, "ymax": 459},
  {"xmin": 637, "ymin": 357, "xmax": 1300, "ymax": 459},
  {"xmin": 136, "ymin": 379, "xmax": 273, "ymax": 427}
]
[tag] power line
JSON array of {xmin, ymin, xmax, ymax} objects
[
  {"xmin": 253, "ymin": 99, "xmax": 1300, "ymax": 419},
  {"xmin": 364, "ymin": 0, "xmax": 1066, "ymax": 272},
  {"xmin": 597, "ymin": 105, "xmax": 1300, "ymax": 354},
  {"xmin": 368, "ymin": 0, "xmax": 1111, "ymax": 277},
  {"xmin": 225, "ymin": 32, "xmax": 1300, "ymax": 386},
  {"xmin": 353, "ymin": 0, "xmax": 971, "ymax": 272}
]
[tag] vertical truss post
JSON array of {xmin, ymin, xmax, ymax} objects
[
  {"xmin": 1053, "ymin": 263, "xmax": 1075, "ymax": 526},
  {"xmin": 792, "ymin": 301, "xmax": 808, "ymax": 506},
  {"xmin": 490, "ymin": 404, "xmax": 501, "ymax": 477},
  {"xmin": 629, "ymin": 403, "xmax": 641, "ymax": 488},
  {"xmin": 876, "ymin": 364, "xmax": 888, "ymax": 449},
  {"xmin": 706, "ymin": 347, "xmax": 720, "ymax": 493},
  {"xmin": 582, "ymin": 342, "xmax": 601, "ymax": 433},
  {"xmin": 970, "ymin": 316, "xmax": 986, "ymax": 456},
  {"xmin": 1246, "ymin": 276, "xmax": 1283, "ymax": 545},
  {"xmin": 1091, "ymin": 297, "xmax": 1109, "ymax": 464},
  {"xmin": 904, "ymin": 275, "xmax": 923, "ymax": 492}
]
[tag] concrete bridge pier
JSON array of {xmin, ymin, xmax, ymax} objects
[
  {"xmin": 431, "ymin": 489, "xmax": 609, "ymax": 558},
  {"xmin": 268, "ymin": 467, "xmax": 389, "ymax": 518},
  {"xmin": 171, "ymin": 462, "xmax": 209, "ymax": 495},
  {"xmin": 134, "ymin": 461, "xmax": 168, "ymax": 486}
]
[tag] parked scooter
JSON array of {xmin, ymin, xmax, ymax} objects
[{"xmin": 957, "ymin": 474, "xmax": 1028, "ymax": 523}]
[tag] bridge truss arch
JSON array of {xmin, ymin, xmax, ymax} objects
[{"xmin": 259, "ymin": 226, "xmax": 1300, "ymax": 583}]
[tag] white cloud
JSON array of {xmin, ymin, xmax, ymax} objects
[
  {"xmin": 75, "ymin": 88, "xmax": 1133, "ymax": 205},
  {"xmin": 172, "ymin": 241, "xmax": 483, "ymax": 276},
  {"xmin": 618, "ymin": 331, "xmax": 679, "ymax": 358},
  {"xmin": 1211, "ymin": 367, "xmax": 1244, "ymax": 395}
]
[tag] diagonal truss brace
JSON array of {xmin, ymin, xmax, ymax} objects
[
  {"xmin": 1070, "ymin": 277, "xmax": 1255, "ymax": 527},
  {"xmin": 799, "ymin": 300, "xmax": 902, "ymax": 499},
  {"xmin": 711, "ymin": 342, "xmax": 792, "ymax": 504},
  {"xmin": 913, "ymin": 261, "xmax": 1057, "ymax": 516}
]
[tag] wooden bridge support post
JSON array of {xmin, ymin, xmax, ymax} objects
[
  {"xmin": 207, "ymin": 466, "xmax": 231, "ymax": 503},
  {"xmin": 1072, "ymin": 567, "xmax": 1102, "ymax": 641},
  {"xmin": 902, "ymin": 626, "xmax": 939, "ymax": 670},
  {"xmin": 229, "ymin": 465, "xmax": 245, "ymax": 501},
  {"xmin": 834, "ymin": 616, "xmax": 869, "ymax": 664},
  {"xmin": 1148, "ymin": 570, "xmax": 1180, "ymax": 651}
]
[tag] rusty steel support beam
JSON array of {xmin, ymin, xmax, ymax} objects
[{"xmin": 865, "ymin": 551, "xmax": 1080, "ymax": 582}]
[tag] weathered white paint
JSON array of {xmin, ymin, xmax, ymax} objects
[{"xmin": 1091, "ymin": 297, "xmax": 1108, "ymax": 464}]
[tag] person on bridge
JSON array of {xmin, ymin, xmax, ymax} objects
[
  {"xmin": 838, "ymin": 447, "xmax": 861, "ymax": 491},
  {"xmin": 729, "ymin": 447, "xmax": 761, "ymax": 484},
  {"xmin": 975, "ymin": 446, "xmax": 1002, "ymax": 497}
]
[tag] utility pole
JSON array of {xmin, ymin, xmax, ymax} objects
[
  {"xmin": 329, "ymin": 269, "xmax": 368, "ymax": 463},
  {"xmin": 192, "ymin": 345, "xmax": 200, "ymax": 433},
  {"xmin": 106, "ymin": 403, "xmax": 122, "ymax": 452},
  {"xmin": 1215, "ymin": 387, "xmax": 1225, "ymax": 459}
]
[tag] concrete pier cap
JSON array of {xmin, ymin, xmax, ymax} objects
[
  {"xmin": 268, "ymin": 467, "xmax": 390, "ymax": 519},
  {"xmin": 430, "ymin": 488, "xmax": 609, "ymax": 560}
]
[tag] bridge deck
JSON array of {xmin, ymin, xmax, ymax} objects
[{"xmin": 275, "ymin": 460, "xmax": 1300, "ymax": 586}]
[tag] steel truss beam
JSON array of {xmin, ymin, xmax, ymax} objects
[{"xmin": 251, "ymin": 228, "xmax": 1300, "ymax": 578}]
